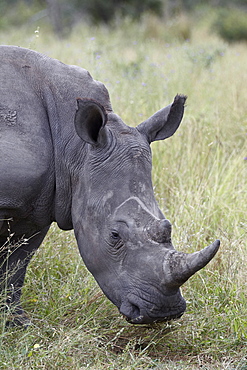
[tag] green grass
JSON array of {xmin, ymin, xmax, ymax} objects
[{"xmin": 0, "ymin": 11, "xmax": 247, "ymax": 369}]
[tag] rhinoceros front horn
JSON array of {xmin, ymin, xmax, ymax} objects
[{"xmin": 163, "ymin": 240, "xmax": 220, "ymax": 287}]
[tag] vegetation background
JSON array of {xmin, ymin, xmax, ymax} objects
[{"xmin": 0, "ymin": 0, "xmax": 246, "ymax": 369}]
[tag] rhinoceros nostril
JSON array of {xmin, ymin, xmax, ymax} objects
[{"xmin": 120, "ymin": 300, "xmax": 141, "ymax": 323}]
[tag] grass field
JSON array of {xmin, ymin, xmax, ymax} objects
[{"xmin": 0, "ymin": 10, "xmax": 247, "ymax": 369}]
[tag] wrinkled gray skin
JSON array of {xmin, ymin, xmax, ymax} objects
[{"xmin": 0, "ymin": 46, "xmax": 220, "ymax": 326}]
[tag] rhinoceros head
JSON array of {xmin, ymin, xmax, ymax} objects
[{"xmin": 72, "ymin": 95, "xmax": 220, "ymax": 324}]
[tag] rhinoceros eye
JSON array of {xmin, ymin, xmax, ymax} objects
[{"xmin": 111, "ymin": 231, "xmax": 120, "ymax": 240}]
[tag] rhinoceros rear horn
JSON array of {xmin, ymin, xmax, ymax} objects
[
  {"xmin": 75, "ymin": 99, "xmax": 108, "ymax": 145},
  {"xmin": 137, "ymin": 94, "xmax": 187, "ymax": 143},
  {"xmin": 147, "ymin": 218, "xmax": 172, "ymax": 244},
  {"xmin": 163, "ymin": 240, "xmax": 220, "ymax": 287}
]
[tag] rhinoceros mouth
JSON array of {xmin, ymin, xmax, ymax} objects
[
  {"xmin": 119, "ymin": 292, "xmax": 186, "ymax": 325},
  {"xmin": 124, "ymin": 311, "xmax": 184, "ymax": 325}
]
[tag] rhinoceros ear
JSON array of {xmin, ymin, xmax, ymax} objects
[
  {"xmin": 74, "ymin": 99, "xmax": 108, "ymax": 145},
  {"xmin": 137, "ymin": 94, "xmax": 187, "ymax": 143}
]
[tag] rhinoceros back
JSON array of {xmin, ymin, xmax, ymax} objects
[{"xmin": 0, "ymin": 46, "xmax": 55, "ymax": 232}]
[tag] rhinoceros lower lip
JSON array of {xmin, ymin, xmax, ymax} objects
[{"xmin": 125, "ymin": 311, "xmax": 184, "ymax": 325}]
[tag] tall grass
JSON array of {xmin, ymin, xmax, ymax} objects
[{"xmin": 0, "ymin": 12, "xmax": 246, "ymax": 369}]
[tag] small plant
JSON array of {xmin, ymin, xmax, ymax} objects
[
  {"xmin": 77, "ymin": 0, "xmax": 163, "ymax": 24},
  {"xmin": 213, "ymin": 7, "xmax": 247, "ymax": 42},
  {"xmin": 186, "ymin": 44, "xmax": 225, "ymax": 68}
]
